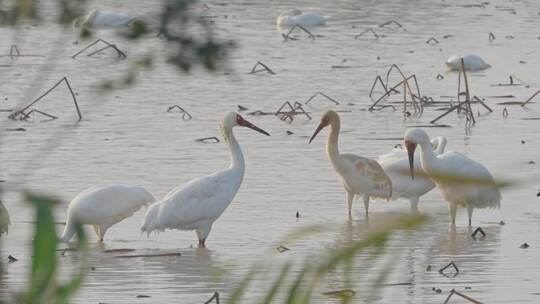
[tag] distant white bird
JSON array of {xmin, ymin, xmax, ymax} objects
[
  {"xmin": 74, "ymin": 10, "xmax": 135, "ymax": 28},
  {"xmin": 379, "ymin": 136, "xmax": 447, "ymax": 212},
  {"xmin": 141, "ymin": 111, "xmax": 270, "ymax": 248},
  {"xmin": 404, "ymin": 128, "xmax": 501, "ymax": 225},
  {"xmin": 0, "ymin": 201, "xmax": 10, "ymax": 237},
  {"xmin": 59, "ymin": 186, "xmax": 155, "ymax": 242},
  {"xmin": 309, "ymin": 110, "xmax": 392, "ymax": 216},
  {"xmin": 277, "ymin": 9, "xmax": 328, "ymax": 27},
  {"xmin": 445, "ymin": 54, "xmax": 491, "ymax": 71}
]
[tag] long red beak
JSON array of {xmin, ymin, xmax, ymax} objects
[
  {"xmin": 309, "ymin": 122, "xmax": 325, "ymax": 144},
  {"xmin": 405, "ymin": 141, "xmax": 417, "ymax": 179}
]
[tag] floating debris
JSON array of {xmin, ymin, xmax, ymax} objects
[
  {"xmin": 426, "ymin": 265, "xmax": 432, "ymax": 272},
  {"xmin": 379, "ymin": 20, "xmax": 405, "ymax": 31},
  {"xmin": 296, "ymin": 210, "xmax": 300, "ymax": 218},
  {"xmin": 489, "ymin": 32, "xmax": 496, "ymax": 41},
  {"xmin": 490, "ymin": 74, "xmax": 526, "ymax": 87},
  {"xmin": 354, "ymin": 28, "xmax": 379, "ymax": 39},
  {"xmin": 136, "ymin": 295, "xmax": 151, "ymax": 298},
  {"xmin": 72, "ymin": 38, "xmax": 126, "ymax": 59},
  {"xmin": 0, "ymin": 45, "xmax": 44, "ymax": 59},
  {"xmin": 520, "ymin": 243, "xmax": 530, "ymax": 249},
  {"xmin": 432, "ymin": 287, "xmax": 442, "ymax": 294},
  {"xmin": 322, "ymin": 290, "xmax": 355, "ymax": 297},
  {"xmin": 237, "ymin": 105, "xmax": 248, "ymax": 111},
  {"xmin": 276, "ymin": 245, "xmax": 290, "ymax": 253},
  {"xmin": 502, "ymin": 107, "xmax": 508, "ymax": 118},
  {"xmin": 8, "ymin": 77, "xmax": 82, "ymax": 121},
  {"xmin": 102, "ymin": 248, "xmax": 136, "ymax": 253},
  {"xmin": 439, "ymin": 261, "xmax": 459, "ymax": 276},
  {"xmin": 443, "ymin": 289, "xmax": 483, "ymax": 304},
  {"xmin": 283, "ymin": 24, "xmax": 320, "ymax": 41},
  {"xmin": 204, "ymin": 292, "xmax": 219, "ymax": 304},
  {"xmin": 8, "ymin": 255, "xmax": 18, "ymax": 263},
  {"xmin": 5, "ymin": 128, "xmax": 26, "ymax": 132},
  {"xmin": 305, "ymin": 91, "xmax": 340, "ymax": 105},
  {"xmin": 113, "ymin": 252, "xmax": 181, "ymax": 258},
  {"xmin": 521, "ymin": 140, "xmax": 525, "ymax": 144},
  {"xmin": 248, "ymin": 61, "xmax": 275, "ymax": 75},
  {"xmin": 275, "ymin": 101, "xmax": 311, "ymax": 121},
  {"xmin": 426, "ymin": 37, "xmax": 439, "ymax": 45},
  {"xmin": 286, "ymin": 130, "xmax": 294, "ymax": 135},
  {"xmin": 166, "ymin": 105, "xmax": 192, "ymax": 120},
  {"xmin": 196, "ymin": 137, "xmax": 220, "ymax": 143},
  {"xmin": 436, "ymin": 74, "xmax": 444, "ymax": 80},
  {"xmin": 472, "ymin": 227, "xmax": 486, "ymax": 238}
]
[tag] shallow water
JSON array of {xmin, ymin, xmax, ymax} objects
[{"xmin": 1, "ymin": 0, "xmax": 540, "ymax": 303}]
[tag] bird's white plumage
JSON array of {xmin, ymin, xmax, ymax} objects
[
  {"xmin": 445, "ymin": 54, "xmax": 491, "ymax": 71},
  {"xmin": 74, "ymin": 10, "xmax": 135, "ymax": 28},
  {"xmin": 59, "ymin": 185, "xmax": 155, "ymax": 242},
  {"xmin": 141, "ymin": 111, "xmax": 269, "ymax": 247},
  {"xmin": 404, "ymin": 129, "xmax": 501, "ymax": 224},
  {"xmin": 277, "ymin": 10, "xmax": 328, "ymax": 27},
  {"xmin": 379, "ymin": 137, "xmax": 447, "ymax": 211},
  {"xmin": 0, "ymin": 201, "xmax": 10, "ymax": 236},
  {"xmin": 310, "ymin": 110, "xmax": 392, "ymax": 216}
]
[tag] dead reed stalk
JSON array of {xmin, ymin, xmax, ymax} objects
[
  {"xmin": 443, "ymin": 289, "xmax": 483, "ymax": 304},
  {"xmin": 113, "ymin": 252, "xmax": 181, "ymax": 258},
  {"xmin": 379, "ymin": 20, "xmax": 406, "ymax": 30},
  {"xmin": 282, "ymin": 24, "xmax": 316, "ymax": 41},
  {"xmin": 204, "ymin": 292, "xmax": 219, "ymax": 304},
  {"xmin": 248, "ymin": 61, "xmax": 275, "ymax": 75},
  {"xmin": 8, "ymin": 77, "xmax": 82, "ymax": 121},
  {"xmin": 196, "ymin": 137, "xmax": 220, "ymax": 143},
  {"xmin": 354, "ymin": 28, "xmax": 379, "ymax": 39},
  {"xmin": 305, "ymin": 91, "xmax": 340, "ymax": 105},
  {"xmin": 439, "ymin": 261, "xmax": 459, "ymax": 276},
  {"xmin": 167, "ymin": 105, "xmax": 192, "ymax": 120},
  {"xmin": 71, "ymin": 39, "xmax": 126, "ymax": 59}
]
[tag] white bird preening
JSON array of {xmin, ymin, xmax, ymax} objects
[
  {"xmin": 404, "ymin": 128, "xmax": 501, "ymax": 225},
  {"xmin": 59, "ymin": 185, "xmax": 155, "ymax": 242},
  {"xmin": 141, "ymin": 111, "xmax": 270, "ymax": 248},
  {"xmin": 445, "ymin": 54, "xmax": 491, "ymax": 71},
  {"xmin": 309, "ymin": 110, "xmax": 392, "ymax": 216},
  {"xmin": 74, "ymin": 10, "xmax": 135, "ymax": 29},
  {"xmin": 378, "ymin": 136, "xmax": 447, "ymax": 212},
  {"xmin": 277, "ymin": 9, "xmax": 328, "ymax": 27},
  {"xmin": 0, "ymin": 200, "xmax": 10, "ymax": 237}
]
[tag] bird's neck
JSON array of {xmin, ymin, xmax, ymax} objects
[
  {"xmin": 223, "ymin": 127, "xmax": 245, "ymax": 174},
  {"xmin": 418, "ymin": 140, "xmax": 438, "ymax": 173},
  {"xmin": 326, "ymin": 120, "xmax": 341, "ymax": 162}
]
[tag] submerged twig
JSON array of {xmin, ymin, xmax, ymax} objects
[
  {"xmin": 443, "ymin": 289, "xmax": 483, "ymax": 304},
  {"xmin": 471, "ymin": 227, "xmax": 486, "ymax": 238},
  {"xmin": 248, "ymin": 61, "xmax": 275, "ymax": 75},
  {"xmin": 204, "ymin": 292, "xmax": 219, "ymax": 304},
  {"xmin": 71, "ymin": 38, "xmax": 126, "ymax": 59},
  {"xmin": 8, "ymin": 77, "xmax": 82, "ymax": 121},
  {"xmin": 521, "ymin": 89, "xmax": 540, "ymax": 107},
  {"xmin": 276, "ymin": 245, "xmax": 290, "ymax": 253},
  {"xmin": 354, "ymin": 28, "xmax": 379, "ymax": 39},
  {"xmin": 305, "ymin": 91, "xmax": 340, "ymax": 105},
  {"xmin": 282, "ymin": 24, "xmax": 316, "ymax": 41},
  {"xmin": 379, "ymin": 20, "xmax": 406, "ymax": 30},
  {"xmin": 166, "ymin": 105, "xmax": 192, "ymax": 120},
  {"xmin": 425, "ymin": 37, "xmax": 439, "ymax": 45},
  {"xmin": 439, "ymin": 261, "xmax": 459, "ymax": 276},
  {"xmin": 196, "ymin": 137, "xmax": 220, "ymax": 143}
]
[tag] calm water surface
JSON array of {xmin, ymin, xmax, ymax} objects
[{"xmin": 1, "ymin": 0, "xmax": 540, "ymax": 303}]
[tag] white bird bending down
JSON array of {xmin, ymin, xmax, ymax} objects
[
  {"xmin": 0, "ymin": 201, "xmax": 10, "ymax": 237},
  {"xmin": 59, "ymin": 185, "xmax": 155, "ymax": 242},
  {"xmin": 404, "ymin": 128, "xmax": 501, "ymax": 225},
  {"xmin": 277, "ymin": 9, "xmax": 328, "ymax": 27},
  {"xmin": 141, "ymin": 111, "xmax": 270, "ymax": 248},
  {"xmin": 445, "ymin": 54, "xmax": 491, "ymax": 71},
  {"xmin": 74, "ymin": 10, "xmax": 135, "ymax": 28},
  {"xmin": 309, "ymin": 110, "xmax": 392, "ymax": 216},
  {"xmin": 379, "ymin": 136, "xmax": 447, "ymax": 212}
]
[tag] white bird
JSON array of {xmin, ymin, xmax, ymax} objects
[
  {"xmin": 141, "ymin": 111, "xmax": 270, "ymax": 248},
  {"xmin": 59, "ymin": 185, "xmax": 155, "ymax": 242},
  {"xmin": 309, "ymin": 110, "xmax": 392, "ymax": 216},
  {"xmin": 277, "ymin": 9, "xmax": 328, "ymax": 27},
  {"xmin": 445, "ymin": 54, "xmax": 491, "ymax": 71},
  {"xmin": 379, "ymin": 136, "xmax": 447, "ymax": 212},
  {"xmin": 404, "ymin": 128, "xmax": 501, "ymax": 225},
  {"xmin": 74, "ymin": 10, "xmax": 135, "ymax": 28},
  {"xmin": 0, "ymin": 200, "xmax": 10, "ymax": 237}
]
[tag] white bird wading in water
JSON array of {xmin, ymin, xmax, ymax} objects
[
  {"xmin": 141, "ymin": 111, "xmax": 270, "ymax": 248},
  {"xmin": 378, "ymin": 136, "xmax": 447, "ymax": 212},
  {"xmin": 59, "ymin": 185, "xmax": 155, "ymax": 242},
  {"xmin": 309, "ymin": 110, "xmax": 392, "ymax": 216},
  {"xmin": 404, "ymin": 128, "xmax": 501, "ymax": 225}
]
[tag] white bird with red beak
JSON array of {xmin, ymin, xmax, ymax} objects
[
  {"xmin": 309, "ymin": 110, "xmax": 392, "ymax": 216},
  {"xmin": 141, "ymin": 111, "xmax": 270, "ymax": 248},
  {"xmin": 404, "ymin": 128, "xmax": 501, "ymax": 225},
  {"xmin": 378, "ymin": 136, "xmax": 447, "ymax": 212}
]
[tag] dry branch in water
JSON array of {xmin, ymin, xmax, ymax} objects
[
  {"xmin": 369, "ymin": 64, "xmax": 422, "ymax": 114},
  {"xmin": 439, "ymin": 261, "xmax": 459, "ymax": 276},
  {"xmin": 322, "ymin": 290, "xmax": 356, "ymax": 297},
  {"xmin": 275, "ymin": 101, "xmax": 312, "ymax": 121},
  {"xmin": 282, "ymin": 24, "xmax": 316, "ymax": 41},
  {"xmin": 167, "ymin": 105, "xmax": 192, "ymax": 120},
  {"xmin": 248, "ymin": 61, "xmax": 275, "ymax": 75},
  {"xmin": 443, "ymin": 289, "xmax": 483, "ymax": 304},
  {"xmin": 379, "ymin": 20, "xmax": 405, "ymax": 30},
  {"xmin": 425, "ymin": 37, "xmax": 439, "ymax": 45},
  {"xmin": 0, "ymin": 45, "xmax": 44, "ymax": 59},
  {"xmin": 471, "ymin": 227, "xmax": 486, "ymax": 238},
  {"xmin": 276, "ymin": 245, "xmax": 290, "ymax": 253},
  {"xmin": 354, "ymin": 28, "xmax": 379, "ymax": 39},
  {"xmin": 305, "ymin": 91, "xmax": 340, "ymax": 105},
  {"xmin": 204, "ymin": 292, "xmax": 219, "ymax": 304},
  {"xmin": 196, "ymin": 137, "xmax": 220, "ymax": 143},
  {"xmin": 8, "ymin": 77, "xmax": 82, "ymax": 121},
  {"xmin": 71, "ymin": 38, "xmax": 126, "ymax": 59},
  {"xmin": 113, "ymin": 252, "xmax": 181, "ymax": 258}
]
